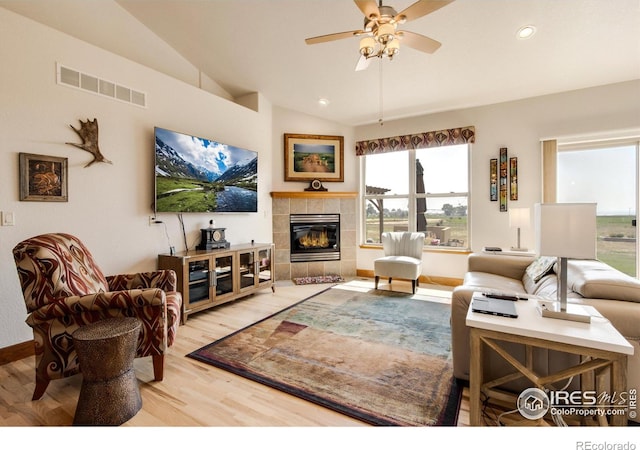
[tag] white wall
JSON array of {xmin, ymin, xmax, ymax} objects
[
  {"xmin": 355, "ymin": 80, "xmax": 640, "ymax": 279},
  {"xmin": 0, "ymin": 8, "xmax": 273, "ymax": 348}
]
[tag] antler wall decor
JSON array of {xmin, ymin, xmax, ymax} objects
[{"xmin": 65, "ymin": 118, "xmax": 112, "ymax": 167}]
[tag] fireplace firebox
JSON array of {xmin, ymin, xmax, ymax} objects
[{"xmin": 290, "ymin": 214, "xmax": 340, "ymax": 262}]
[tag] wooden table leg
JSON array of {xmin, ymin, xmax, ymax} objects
[
  {"xmin": 609, "ymin": 356, "xmax": 628, "ymax": 426},
  {"xmin": 469, "ymin": 328, "xmax": 483, "ymax": 426}
]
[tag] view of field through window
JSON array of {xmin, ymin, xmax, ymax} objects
[
  {"xmin": 558, "ymin": 144, "xmax": 637, "ymax": 276},
  {"xmin": 363, "ymin": 145, "xmax": 468, "ymax": 248}
]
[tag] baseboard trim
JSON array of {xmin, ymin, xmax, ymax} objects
[
  {"xmin": 0, "ymin": 340, "xmax": 34, "ymax": 366},
  {"xmin": 356, "ymin": 269, "xmax": 463, "ymax": 287}
]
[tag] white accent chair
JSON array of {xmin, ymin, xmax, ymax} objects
[{"xmin": 374, "ymin": 232, "xmax": 425, "ymax": 294}]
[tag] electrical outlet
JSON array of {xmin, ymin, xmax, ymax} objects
[{"xmin": 2, "ymin": 211, "xmax": 15, "ymax": 226}]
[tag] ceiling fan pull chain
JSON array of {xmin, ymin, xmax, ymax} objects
[{"xmin": 379, "ymin": 60, "xmax": 383, "ymax": 126}]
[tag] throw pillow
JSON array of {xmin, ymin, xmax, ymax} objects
[{"xmin": 525, "ymin": 256, "xmax": 556, "ymax": 282}]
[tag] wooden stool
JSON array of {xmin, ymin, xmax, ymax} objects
[{"xmin": 72, "ymin": 317, "xmax": 142, "ymax": 426}]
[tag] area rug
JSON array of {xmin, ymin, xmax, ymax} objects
[
  {"xmin": 188, "ymin": 285, "xmax": 461, "ymax": 426},
  {"xmin": 292, "ymin": 275, "xmax": 344, "ymax": 285}
]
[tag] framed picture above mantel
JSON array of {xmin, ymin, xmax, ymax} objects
[{"xmin": 284, "ymin": 134, "xmax": 344, "ymax": 182}]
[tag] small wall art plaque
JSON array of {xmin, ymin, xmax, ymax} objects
[{"xmin": 19, "ymin": 153, "xmax": 68, "ymax": 202}]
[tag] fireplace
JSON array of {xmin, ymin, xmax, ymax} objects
[{"xmin": 290, "ymin": 214, "xmax": 340, "ymax": 262}]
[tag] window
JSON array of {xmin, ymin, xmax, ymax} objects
[
  {"xmin": 362, "ymin": 144, "xmax": 470, "ymax": 249},
  {"xmin": 557, "ymin": 140, "xmax": 638, "ymax": 277}
]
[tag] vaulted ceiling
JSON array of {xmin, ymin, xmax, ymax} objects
[{"xmin": 2, "ymin": 0, "xmax": 639, "ymax": 125}]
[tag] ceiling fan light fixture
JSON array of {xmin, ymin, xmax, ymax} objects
[
  {"xmin": 383, "ymin": 39, "xmax": 399, "ymax": 58},
  {"xmin": 359, "ymin": 36, "xmax": 376, "ymax": 56},
  {"xmin": 376, "ymin": 23, "xmax": 396, "ymax": 44},
  {"xmin": 304, "ymin": 0, "xmax": 456, "ymax": 72}
]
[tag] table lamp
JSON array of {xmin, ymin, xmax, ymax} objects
[
  {"xmin": 509, "ymin": 207, "xmax": 530, "ymax": 251},
  {"xmin": 534, "ymin": 203, "xmax": 597, "ymax": 323}
]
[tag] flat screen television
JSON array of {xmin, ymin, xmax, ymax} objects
[{"xmin": 154, "ymin": 127, "xmax": 258, "ymax": 213}]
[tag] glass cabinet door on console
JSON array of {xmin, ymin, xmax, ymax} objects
[
  {"xmin": 187, "ymin": 257, "xmax": 213, "ymax": 309},
  {"xmin": 213, "ymin": 253, "xmax": 235, "ymax": 301},
  {"xmin": 238, "ymin": 250, "xmax": 256, "ymax": 291},
  {"xmin": 257, "ymin": 246, "xmax": 273, "ymax": 288},
  {"xmin": 238, "ymin": 245, "xmax": 275, "ymax": 293}
]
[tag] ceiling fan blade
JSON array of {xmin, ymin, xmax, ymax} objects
[
  {"xmin": 395, "ymin": 0, "xmax": 454, "ymax": 23},
  {"xmin": 305, "ymin": 30, "xmax": 363, "ymax": 45},
  {"xmin": 354, "ymin": 0, "xmax": 380, "ymax": 20},
  {"xmin": 355, "ymin": 54, "xmax": 372, "ymax": 71},
  {"xmin": 397, "ymin": 31, "xmax": 442, "ymax": 54}
]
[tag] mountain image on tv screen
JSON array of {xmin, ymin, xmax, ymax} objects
[{"xmin": 154, "ymin": 127, "xmax": 258, "ymax": 213}]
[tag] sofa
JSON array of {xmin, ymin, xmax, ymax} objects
[{"xmin": 451, "ymin": 252, "xmax": 640, "ymax": 395}]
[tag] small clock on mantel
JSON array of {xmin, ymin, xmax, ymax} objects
[{"xmin": 305, "ymin": 179, "xmax": 327, "ymax": 191}]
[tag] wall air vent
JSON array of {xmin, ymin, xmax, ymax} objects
[{"xmin": 56, "ymin": 63, "xmax": 146, "ymax": 108}]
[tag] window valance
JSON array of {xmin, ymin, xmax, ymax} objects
[{"xmin": 355, "ymin": 126, "xmax": 475, "ymax": 155}]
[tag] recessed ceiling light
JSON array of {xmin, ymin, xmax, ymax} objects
[
  {"xmin": 318, "ymin": 98, "xmax": 330, "ymax": 106},
  {"xmin": 517, "ymin": 25, "xmax": 536, "ymax": 39}
]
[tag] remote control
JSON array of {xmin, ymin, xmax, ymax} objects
[{"xmin": 483, "ymin": 293, "xmax": 526, "ymax": 301}]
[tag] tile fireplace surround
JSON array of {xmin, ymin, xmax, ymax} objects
[{"xmin": 271, "ymin": 191, "xmax": 357, "ymax": 281}]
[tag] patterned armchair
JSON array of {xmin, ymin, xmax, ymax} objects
[{"xmin": 13, "ymin": 233, "xmax": 182, "ymax": 400}]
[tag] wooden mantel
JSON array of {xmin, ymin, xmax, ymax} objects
[{"xmin": 270, "ymin": 191, "xmax": 358, "ymax": 199}]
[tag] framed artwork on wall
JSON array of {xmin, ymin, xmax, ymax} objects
[
  {"xmin": 510, "ymin": 157, "xmax": 518, "ymax": 201},
  {"xmin": 284, "ymin": 133, "xmax": 344, "ymax": 182},
  {"xmin": 499, "ymin": 147, "xmax": 508, "ymax": 211},
  {"xmin": 490, "ymin": 158, "xmax": 498, "ymax": 201},
  {"xmin": 19, "ymin": 153, "xmax": 68, "ymax": 202}
]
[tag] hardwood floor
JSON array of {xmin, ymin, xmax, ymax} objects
[{"xmin": 0, "ymin": 278, "xmax": 470, "ymax": 427}]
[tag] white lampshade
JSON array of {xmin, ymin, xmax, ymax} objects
[
  {"xmin": 535, "ymin": 203, "xmax": 597, "ymax": 259},
  {"xmin": 359, "ymin": 37, "xmax": 376, "ymax": 56},
  {"xmin": 509, "ymin": 207, "xmax": 530, "ymax": 228},
  {"xmin": 383, "ymin": 39, "xmax": 399, "ymax": 57},
  {"xmin": 376, "ymin": 23, "xmax": 395, "ymax": 44}
]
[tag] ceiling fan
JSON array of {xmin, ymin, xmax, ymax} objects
[{"xmin": 305, "ymin": 0, "xmax": 454, "ymax": 71}]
